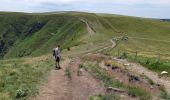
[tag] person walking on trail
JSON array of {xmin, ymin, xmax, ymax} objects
[{"xmin": 53, "ymin": 45, "xmax": 61, "ymax": 69}]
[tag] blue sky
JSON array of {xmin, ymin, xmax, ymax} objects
[{"xmin": 0, "ymin": 0, "xmax": 170, "ymax": 18}]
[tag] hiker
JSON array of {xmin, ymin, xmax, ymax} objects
[{"xmin": 53, "ymin": 45, "xmax": 61, "ymax": 69}]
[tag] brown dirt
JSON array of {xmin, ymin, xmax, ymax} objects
[{"xmin": 32, "ymin": 57, "xmax": 105, "ymax": 100}]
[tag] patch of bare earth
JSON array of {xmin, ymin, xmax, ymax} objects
[
  {"xmin": 32, "ymin": 57, "xmax": 105, "ymax": 100},
  {"xmin": 114, "ymin": 58, "xmax": 170, "ymax": 94},
  {"xmin": 100, "ymin": 61, "xmax": 160, "ymax": 97}
]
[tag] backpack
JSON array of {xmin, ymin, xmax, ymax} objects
[{"xmin": 52, "ymin": 50, "xmax": 55, "ymax": 56}]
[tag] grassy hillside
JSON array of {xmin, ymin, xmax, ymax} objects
[
  {"xmin": 0, "ymin": 13, "xmax": 87, "ymax": 58},
  {"xmin": 0, "ymin": 12, "xmax": 170, "ymax": 59}
]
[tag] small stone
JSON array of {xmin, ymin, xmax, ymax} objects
[{"xmin": 150, "ymin": 86, "xmax": 154, "ymax": 89}]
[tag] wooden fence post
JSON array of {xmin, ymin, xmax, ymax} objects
[{"xmin": 135, "ymin": 50, "xmax": 138, "ymax": 60}]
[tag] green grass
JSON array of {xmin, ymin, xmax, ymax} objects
[
  {"xmin": 83, "ymin": 61, "xmax": 125, "ymax": 88},
  {"xmin": 127, "ymin": 87, "xmax": 151, "ymax": 100},
  {"xmin": 128, "ymin": 56, "xmax": 170, "ymax": 75},
  {"xmin": 0, "ymin": 55, "xmax": 53, "ymax": 99},
  {"xmin": 89, "ymin": 93, "xmax": 120, "ymax": 100},
  {"xmin": 64, "ymin": 67, "xmax": 72, "ymax": 79}
]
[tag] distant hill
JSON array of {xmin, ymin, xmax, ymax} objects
[
  {"xmin": 0, "ymin": 11, "xmax": 170, "ymax": 58},
  {"xmin": 161, "ymin": 19, "xmax": 170, "ymax": 22}
]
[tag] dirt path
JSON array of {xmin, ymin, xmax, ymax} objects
[
  {"xmin": 80, "ymin": 18, "xmax": 95, "ymax": 35},
  {"xmin": 33, "ymin": 57, "xmax": 105, "ymax": 100},
  {"xmin": 114, "ymin": 58, "xmax": 170, "ymax": 94},
  {"xmin": 96, "ymin": 39, "xmax": 116, "ymax": 53},
  {"xmin": 69, "ymin": 57, "xmax": 105, "ymax": 100}
]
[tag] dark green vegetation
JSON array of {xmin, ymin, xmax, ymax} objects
[
  {"xmin": 89, "ymin": 93, "xmax": 120, "ymax": 100},
  {"xmin": 0, "ymin": 55, "xmax": 53, "ymax": 99},
  {"xmin": 0, "ymin": 12, "xmax": 87, "ymax": 58},
  {"xmin": 64, "ymin": 67, "xmax": 72, "ymax": 79}
]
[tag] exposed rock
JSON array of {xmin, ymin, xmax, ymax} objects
[
  {"xmin": 129, "ymin": 74, "xmax": 140, "ymax": 82},
  {"xmin": 124, "ymin": 63, "xmax": 130, "ymax": 66},
  {"xmin": 77, "ymin": 68, "xmax": 83, "ymax": 76},
  {"xmin": 161, "ymin": 71, "xmax": 168, "ymax": 75},
  {"xmin": 106, "ymin": 87, "xmax": 125, "ymax": 93}
]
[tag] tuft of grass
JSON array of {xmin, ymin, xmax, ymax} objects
[
  {"xmin": 78, "ymin": 64, "xmax": 84, "ymax": 69},
  {"xmin": 83, "ymin": 61, "xmax": 124, "ymax": 88},
  {"xmin": 89, "ymin": 93, "xmax": 120, "ymax": 100},
  {"xmin": 127, "ymin": 87, "xmax": 151, "ymax": 100},
  {"xmin": 16, "ymin": 88, "xmax": 28, "ymax": 99},
  {"xmin": 140, "ymin": 74, "xmax": 154, "ymax": 85},
  {"xmin": 64, "ymin": 67, "xmax": 72, "ymax": 79},
  {"xmin": 160, "ymin": 91, "xmax": 170, "ymax": 100},
  {"xmin": 159, "ymin": 85, "xmax": 170, "ymax": 99}
]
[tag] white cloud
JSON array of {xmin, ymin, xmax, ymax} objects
[
  {"xmin": 104, "ymin": 0, "xmax": 170, "ymax": 6},
  {"xmin": 25, "ymin": 0, "xmax": 80, "ymax": 4},
  {"xmin": 2, "ymin": 0, "xmax": 170, "ymax": 6}
]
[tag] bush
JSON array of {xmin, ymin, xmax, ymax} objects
[
  {"xmin": 89, "ymin": 93, "xmax": 120, "ymax": 100},
  {"xmin": 160, "ymin": 91, "xmax": 170, "ymax": 99},
  {"xmin": 145, "ymin": 59, "xmax": 150, "ymax": 65},
  {"xmin": 16, "ymin": 88, "xmax": 28, "ymax": 98},
  {"xmin": 78, "ymin": 64, "xmax": 84, "ymax": 69},
  {"xmin": 67, "ymin": 47, "xmax": 70, "ymax": 51},
  {"xmin": 128, "ymin": 87, "xmax": 151, "ymax": 100},
  {"xmin": 120, "ymin": 52, "xmax": 128, "ymax": 59}
]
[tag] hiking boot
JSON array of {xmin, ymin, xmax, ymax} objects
[{"xmin": 55, "ymin": 67, "xmax": 61, "ymax": 70}]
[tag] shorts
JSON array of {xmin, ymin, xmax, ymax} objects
[{"xmin": 55, "ymin": 56, "xmax": 60, "ymax": 62}]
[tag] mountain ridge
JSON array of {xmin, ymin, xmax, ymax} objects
[{"xmin": 0, "ymin": 11, "xmax": 170, "ymax": 59}]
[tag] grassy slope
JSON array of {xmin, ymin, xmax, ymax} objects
[
  {"xmin": 0, "ymin": 13, "xmax": 88, "ymax": 58},
  {"xmin": 0, "ymin": 54, "xmax": 53, "ymax": 99},
  {"xmin": 102, "ymin": 15, "xmax": 170, "ymax": 56}
]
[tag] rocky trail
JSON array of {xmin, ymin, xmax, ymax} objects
[{"xmin": 33, "ymin": 57, "xmax": 105, "ymax": 100}]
